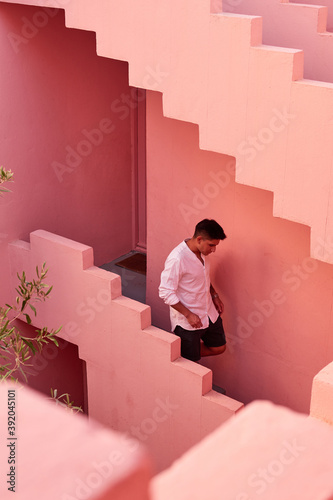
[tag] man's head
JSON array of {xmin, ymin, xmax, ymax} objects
[
  {"xmin": 193, "ymin": 219, "xmax": 226, "ymax": 256},
  {"xmin": 194, "ymin": 219, "xmax": 226, "ymax": 240}
]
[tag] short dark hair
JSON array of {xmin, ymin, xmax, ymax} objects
[{"xmin": 194, "ymin": 219, "xmax": 226, "ymax": 240}]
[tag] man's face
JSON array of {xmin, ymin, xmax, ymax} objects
[{"xmin": 197, "ymin": 237, "xmax": 220, "ymax": 256}]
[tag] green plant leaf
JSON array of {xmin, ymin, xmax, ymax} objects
[
  {"xmin": 24, "ymin": 314, "xmax": 32, "ymax": 325},
  {"xmin": 21, "ymin": 337, "xmax": 36, "ymax": 353},
  {"xmin": 29, "ymin": 304, "xmax": 37, "ymax": 316},
  {"xmin": 44, "ymin": 286, "xmax": 53, "ymax": 297}
]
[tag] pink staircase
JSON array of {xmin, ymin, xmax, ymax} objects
[
  {"xmin": 9, "ymin": 230, "xmax": 243, "ymax": 472},
  {"xmin": 292, "ymin": 0, "xmax": 333, "ymax": 31},
  {"xmin": 226, "ymin": 0, "xmax": 333, "ymax": 83},
  {"xmin": 3, "ymin": 0, "xmax": 332, "ymax": 263}
]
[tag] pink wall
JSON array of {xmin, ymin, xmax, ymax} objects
[
  {"xmin": 146, "ymin": 91, "xmax": 333, "ymax": 414},
  {"xmin": 44, "ymin": 0, "xmax": 333, "ymax": 269},
  {"xmin": 0, "ymin": 2, "xmax": 135, "ymax": 411},
  {"xmin": 225, "ymin": 0, "xmax": 333, "ymax": 83},
  {"xmin": 0, "ymin": 2, "xmax": 133, "ymax": 305},
  {"xmin": 3, "ymin": 0, "xmax": 333, "ymax": 268}
]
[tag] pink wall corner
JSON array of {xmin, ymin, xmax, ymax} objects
[
  {"xmin": 151, "ymin": 400, "xmax": 333, "ymax": 500},
  {"xmin": 310, "ymin": 361, "xmax": 333, "ymax": 426},
  {"xmin": 0, "ymin": 383, "xmax": 152, "ymax": 500},
  {"xmin": 145, "ymin": 90, "xmax": 333, "ymax": 414},
  {"xmin": 0, "ymin": 2, "xmax": 134, "ymax": 307}
]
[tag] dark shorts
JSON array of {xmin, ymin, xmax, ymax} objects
[{"xmin": 174, "ymin": 316, "xmax": 226, "ymax": 362}]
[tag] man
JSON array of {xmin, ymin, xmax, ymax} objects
[{"xmin": 159, "ymin": 219, "xmax": 227, "ymax": 362}]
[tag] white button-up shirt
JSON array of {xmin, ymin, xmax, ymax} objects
[{"xmin": 159, "ymin": 240, "xmax": 219, "ymax": 331}]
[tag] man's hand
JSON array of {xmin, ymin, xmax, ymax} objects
[
  {"xmin": 171, "ymin": 302, "xmax": 203, "ymax": 328},
  {"xmin": 212, "ymin": 295, "xmax": 224, "ymax": 315},
  {"xmin": 185, "ymin": 312, "xmax": 203, "ymax": 329}
]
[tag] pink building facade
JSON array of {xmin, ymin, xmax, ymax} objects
[{"xmin": 1, "ymin": 0, "xmax": 333, "ymax": 497}]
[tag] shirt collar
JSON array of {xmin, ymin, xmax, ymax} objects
[{"xmin": 183, "ymin": 239, "xmax": 205, "ymax": 264}]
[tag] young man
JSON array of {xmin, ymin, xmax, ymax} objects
[{"xmin": 159, "ymin": 219, "xmax": 227, "ymax": 362}]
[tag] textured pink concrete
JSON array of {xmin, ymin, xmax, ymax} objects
[
  {"xmin": 226, "ymin": 0, "xmax": 333, "ymax": 83},
  {"xmin": 310, "ymin": 361, "xmax": 333, "ymax": 426},
  {"xmin": 0, "ymin": 383, "xmax": 151, "ymax": 500},
  {"xmin": 146, "ymin": 90, "xmax": 333, "ymax": 413},
  {"xmin": 8, "ymin": 230, "xmax": 243, "ymax": 472},
  {"xmin": 151, "ymin": 401, "xmax": 333, "ymax": 500}
]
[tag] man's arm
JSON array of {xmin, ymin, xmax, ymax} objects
[
  {"xmin": 171, "ymin": 302, "xmax": 203, "ymax": 329},
  {"xmin": 210, "ymin": 284, "xmax": 224, "ymax": 315}
]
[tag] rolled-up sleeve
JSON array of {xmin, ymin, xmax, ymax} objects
[{"xmin": 159, "ymin": 257, "xmax": 181, "ymax": 306}]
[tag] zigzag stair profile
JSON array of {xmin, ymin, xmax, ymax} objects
[
  {"xmin": 53, "ymin": 0, "xmax": 333, "ymax": 263},
  {"xmin": 3, "ymin": 0, "xmax": 333, "ymax": 266},
  {"xmin": 8, "ymin": 230, "xmax": 243, "ymax": 470},
  {"xmin": 292, "ymin": 0, "xmax": 333, "ymax": 31},
  {"xmin": 225, "ymin": 0, "xmax": 333, "ymax": 83}
]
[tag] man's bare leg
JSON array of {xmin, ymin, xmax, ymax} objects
[{"xmin": 200, "ymin": 343, "xmax": 226, "ymax": 357}]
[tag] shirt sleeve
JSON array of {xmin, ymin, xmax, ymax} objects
[{"xmin": 159, "ymin": 256, "xmax": 181, "ymax": 306}]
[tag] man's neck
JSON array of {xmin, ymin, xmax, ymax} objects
[{"xmin": 186, "ymin": 238, "xmax": 203, "ymax": 262}]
